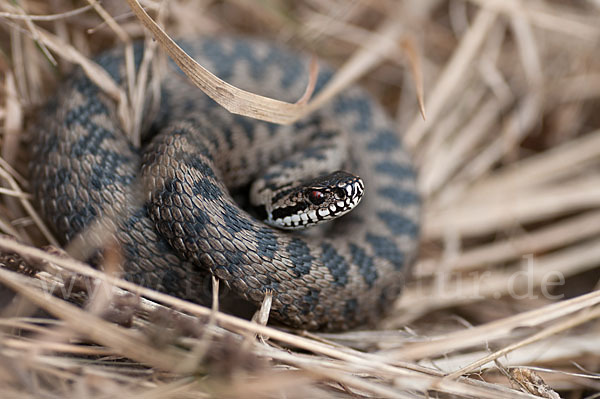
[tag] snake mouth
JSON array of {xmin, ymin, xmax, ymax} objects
[{"xmin": 266, "ymin": 171, "xmax": 364, "ymax": 230}]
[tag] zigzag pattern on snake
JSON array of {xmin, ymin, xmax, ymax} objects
[{"xmin": 30, "ymin": 37, "xmax": 420, "ymax": 331}]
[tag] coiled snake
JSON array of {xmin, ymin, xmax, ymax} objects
[{"xmin": 30, "ymin": 37, "xmax": 420, "ymax": 331}]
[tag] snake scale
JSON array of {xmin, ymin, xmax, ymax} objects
[{"xmin": 30, "ymin": 37, "xmax": 420, "ymax": 331}]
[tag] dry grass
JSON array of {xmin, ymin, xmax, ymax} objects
[{"xmin": 1, "ymin": 0, "xmax": 600, "ymax": 398}]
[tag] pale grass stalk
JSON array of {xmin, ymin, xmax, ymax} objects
[
  {"xmin": 392, "ymin": 289, "xmax": 600, "ymax": 360},
  {"xmin": 0, "ymin": 270, "xmax": 410, "ymax": 379},
  {"xmin": 130, "ymin": 35, "xmax": 159, "ymax": 147},
  {"xmin": 420, "ymin": 333, "xmax": 600, "ymax": 373},
  {"xmin": 420, "ymin": 94, "xmax": 510, "ymax": 195},
  {"xmin": 0, "ymin": 318, "xmax": 59, "ymax": 335},
  {"xmin": 400, "ymin": 238, "xmax": 600, "ymax": 320},
  {"xmin": 32, "ymin": 28, "xmax": 130, "ymax": 131},
  {"xmin": 302, "ymin": 10, "xmax": 385, "ymax": 45},
  {"xmin": 0, "ymin": 157, "xmax": 26, "ymax": 187},
  {"xmin": 0, "ymin": 215, "xmax": 21, "ymax": 237},
  {"xmin": 444, "ymin": 95, "xmax": 543, "ymax": 199},
  {"xmin": 419, "ymin": 84, "xmax": 487, "ymax": 170},
  {"xmin": 0, "ymin": 269, "xmax": 495, "ymax": 398},
  {"xmin": 299, "ymin": 0, "xmax": 363, "ymax": 44},
  {"xmin": 412, "ymin": 378, "xmax": 539, "ymax": 399},
  {"xmin": 85, "ymin": 0, "xmax": 136, "ymax": 135},
  {"xmin": 23, "ymin": 35, "xmax": 43, "ymax": 106},
  {"xmin": 125, "ymin": 0, "xmax": 313, "ymax": 125},
  {"xmin": 0, "ymin": 187, "xmax": 31, "ymax": 199},
  {"xmin": 0, "ymin": 5, "xmax": 92, "ymax": 21},
  {"xmin": 419, "ymin": 20, "xmax": 506, "ymax": 173},
  {"xmin": 0, "ymin": 237, "xmax": 416, "ymax": 377},
  {"xmin": 2, "ymin": 72, "xmax": 22, "ymax": 169},
  {"xmin": 509, "ymin": 9, "xmax": 542, "ymax": 88},
  {"xmin": 444, "ymin": 306, "xmax": 600, "ymax": 379},
  {"xmin": 0, "ymin": 166, "xmax": 57, "ymax": 245},
  {"xmin": 0, "ymin": 350, "xmax": 159, "ymax": 387},
  {"xmin": 1, "ymin": 232, "xmax": 598, "ymax": 394},
  {"xmin": 405, "ymin": 8, "xmax": 498, "ymax": 150},
  {"xmin": 467, "ymin": 0, "xmax": 600, "ymax": 40},
  {"xmin": 478, "ymin": 58, "xmax": 512, "ymax": 103},
  {"xmin": 300, "ymin": 12, "xmax": 426, "ymax": 117},
  {"xmin": 125, "ymin": 0, "xmax": 405, "ymax": 125},
  {"xmin": 1, "ymin": 336, "xmax": 114, "ymax": 355},
  {"xmin": 9, "ymin": 27, "xmax": 27, "ymax": 102},
  {"xmin": 415, "ymin": 210, "xmax": 600, "ymax": 276},
  {"xmin": 548, "ymin": 74, "xmax": 600, "ymax": 104},
  {"xmin": 424, "ymin": 175, "xmax": 600, "ymax": 238},
  {"xmin": 465, "ymin": 129, "xmax": 600, "ymax": 200},
  {"xmin": 2, "ymin": 1, "xmax": 600, "ymax": 397},
  {"xmin": 0, "ymin": 268, "xmax": 190, "ymax": 371},
  {"xmin": 305, "ymin": 17, "xmax": 408, "ymax": 114},
  {"xmin": 2, "ymin": 1, "xmax": 55, "ymax": 65},
  {"xmin": 263, "ymin": 346, "xmax": 533, "ymax": 399}
]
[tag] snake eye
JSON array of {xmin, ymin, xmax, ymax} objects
[
  {"xmin": 307, "ymin": 190, "xmax": 325, "ymax": 205},
  {"xmin": 334, "ymin": 187, "xmax": 346, "ymax": 200}
]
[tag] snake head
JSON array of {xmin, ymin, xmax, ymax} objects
[{"xmin": 265, "ymin": 170, "xmax": 364, "ymax": 230}]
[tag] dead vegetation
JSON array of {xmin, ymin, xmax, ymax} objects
[{"xmin": 1, "ymin": 0, "xmax": 600, "ymax": 397}]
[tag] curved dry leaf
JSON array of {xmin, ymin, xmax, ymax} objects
[{"xmin": 125, "ymin": 0, "xmax": 313, "ymax": 125}]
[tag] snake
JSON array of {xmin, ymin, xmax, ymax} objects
[{"xmin": 29, "ymin": 37, "xmax": 420, "ymax": 331}]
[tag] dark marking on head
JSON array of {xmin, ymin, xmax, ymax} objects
[
  {"xmin": 271, "ymin": 186, "xmax": 297, "ymax": 204},
  {"xmin": 271, "ymin": 202, "xmax": 308, "ymax": 221}
]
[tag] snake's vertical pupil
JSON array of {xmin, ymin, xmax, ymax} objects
[{"xmin": 308, "ymin": 190, "xmax": 325, "ymax": 205}]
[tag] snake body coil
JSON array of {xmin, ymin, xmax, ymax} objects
[{"xmin": 30, "ymin": 37, "xmax": 420, "ymax": 331}]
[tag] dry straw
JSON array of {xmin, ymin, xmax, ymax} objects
[{"xmin": 0, "ymin": 0, "xmax": 600, "ymax": 398}]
